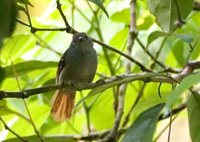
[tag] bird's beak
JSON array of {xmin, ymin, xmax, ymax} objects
[{"xmin": 78, "ymin": 36, "xmax": 83, "ymax": 42}]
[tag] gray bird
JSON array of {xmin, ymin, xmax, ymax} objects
[{"xmin": 51, "ymin": 33, "xmax": 98, "ymax": 122}]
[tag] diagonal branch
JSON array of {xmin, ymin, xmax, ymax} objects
[
  {"xmin": 1, "ymin": 61, "xmax": 200, "ymax": 100},
  {"xmin": 92, "ymin": 38, "xmax": 152, "ymax": 72},
  {"xmin": 56, "ymin": 0, "xmax": 77, "ymax": 33}
]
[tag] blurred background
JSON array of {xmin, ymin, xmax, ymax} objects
[{"xmin": 1, "ymin": 0, "xmax": 200, "ymax": 141}]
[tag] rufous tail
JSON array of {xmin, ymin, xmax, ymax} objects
[{"xmin": 51, "ymin": 90, "xmax": 76, "ymax": 122}]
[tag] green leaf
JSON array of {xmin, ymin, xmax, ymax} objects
[
  {"xmin": 122, "ymin": 103, "xmax": 165, "ymax": 142},
  {"xmin": 171, "ymin": 40, "xmax": 186, "ymax": 66},
  {"xmin": 148, "ymin": 0, "xmax": 194, "ymax": 32},
  {"xmin": 0, "ymin": 101, "xmax": 29, "ymax": 121},
  {"xmin": 1, "ymin": 34, "xmax": 37, "ymax": 62},
  {"xmin": 0, "ymin": 0, "xmax": 18, "ymax": 47},
  {"xmin": 109, "ymin": 28, "xmax": 129, "ymax": 48},
  {"xmin": 167, "ymin": 72, "xmax": 200, "ymax": 109},
  {"xmin": 187, "ymin": 93, "xmax": 200, "ymax": 142},
  {"xmin": 110, "ymin": 8, "xmax": 130, "ymax": 24},
  {"xmin": 147, "ymin": 31, "xmax": 169, "ymax": 46},
  {"xmin": 88, "ymin": 0, "xmax": 109, "ymax": 18},
  {"xmin": 137, "ymin": 12, "xmax": 155, "ymax": 30},
  {"xmin": 3, "ymin": 61, "xmax": 57, "ymax": 77}
]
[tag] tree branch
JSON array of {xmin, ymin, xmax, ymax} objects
[
  {"xmin": 5, "ymin": 128, "xmax": 127, "ymax": 141},
  {"xmin": 0, "ymin": 72, "xmax": 172, "ymax": 99},
  {"xmin": 1, "ymin": 60, "xmax": 200, "ymax": 100},
  {"xmin": 92, "ymin": 38, "xmax": 152, "ymax": 72}
]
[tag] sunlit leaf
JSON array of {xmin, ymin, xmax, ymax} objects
[
  {"xmin": 122, "ymin": 103, "xmax": 165, "ymax": 142},
  {"xmin": 110, "ymin": 8, "xmax": 129, "ymax": 24},
  {"xmin": 137, "ymin": 12, "xmax": 155, "ymax": 30},
  {"xmin": 3, "ymin": 61, "xmax": 57, "ymax": 77},
  {"xmin": 1, "ymin": 34, "xmax": 37, "ymax": 62},
  {"xmin": 6, "ymin": 101, "xmax": 50, "ymax": 139},
  {"xmin": 109, "ymin": 28, "xmax": 128, "ymax": 48}
]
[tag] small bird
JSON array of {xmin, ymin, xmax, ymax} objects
[{"xmin": 51, "ymin": 33, "xmax": 98, "ymax": 122}]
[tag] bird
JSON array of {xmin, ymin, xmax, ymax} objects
[{"xmin": 51, "ymin": 33, "xmax": 98, "ymax": 122}]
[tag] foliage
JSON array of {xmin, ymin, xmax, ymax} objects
[
  {"xmin": 122, "ymin": 104, "xmax": 165, "ymax": 142},
  {"xmin": 0, "ymin": 0, "xmax": 200, "ymax": 142}
]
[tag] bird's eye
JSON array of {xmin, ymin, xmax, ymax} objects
[{"xmin": 85, "ymin": 35, "xmax": 88, "ymax": 39}]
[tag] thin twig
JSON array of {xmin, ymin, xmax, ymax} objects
[
  {"xmin": 168, "ymin": 112, "xmax": 172, "ymax": 142},
  {"xmin": 92, "ymin": 38, "xmax": 152, "ymax": 72},
  {"xmin": 34, "ymin": 34, "xmax": 62, "ymax": 56},
  {"xmin": 86, "ymin": 0, "xmax": 115, "ymax": 75},
  {"xmin": 56, "ymin": 0, "xmax": 77, "ymax": 33},
  {"xmin": 154, "ymin": 115, "xmax": 179, "ymax": 142},
  {"xmin": 68, "ymin": 0, "xmax": 94, "ymax": 26},
  {"xmin": 186, "ymin": 35, "xmax": 200, "ymax": 62},
  {"xmin": 24, "ymin": 3, "xmax": 32, "ymax": 28},
  {"xmin": 137, "ymin": 38, "xmax": 181, "ymax": 73},
  {"xmin": 136, "ymin": 38, "xmax": 166, "ymax": 69},
  {"xmin": 70, "ymin": 0, "xmax": 75, "ymax": 28},
  {"xmin": 174, "ymin": 0, "xmax": 185, "ymax": 26},
  {"xmin": 0, "ymin": 117, "xmax": 28, "ymax": 142},
  {"xmin": 150, "ymin": 37, "xmax": 167, "ymax": 69},
  {"xmin": 9, "ymin": 58, "xmax": 43, "ymax": 142},
  {"xmin": 16, "ymin": 19, "xmax": 67, "ymax": 32}
]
